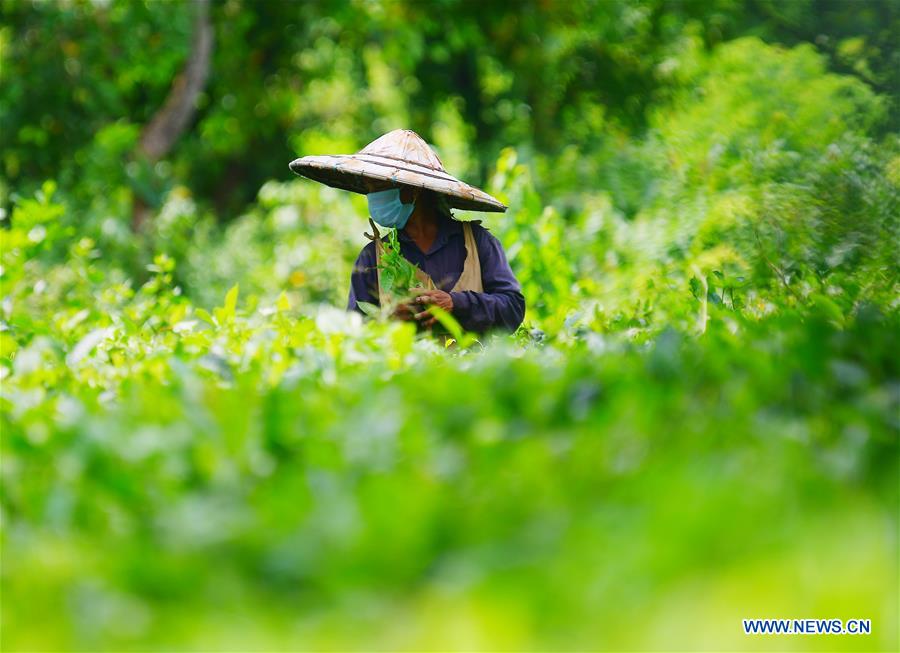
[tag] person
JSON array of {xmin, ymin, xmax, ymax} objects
[{"xmin": 289, "ymin": 129, "xmax": 525, "ymax": 333}]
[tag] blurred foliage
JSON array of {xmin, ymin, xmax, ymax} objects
[
  {"xmin": 2, "ymin": 0, "xmax": 898, "ymax": 215},
  {"xmin": 1, "ymin": 0, "xmax": 899, "ymax": 650}
]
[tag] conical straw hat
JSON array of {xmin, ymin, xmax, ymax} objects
[{"xmin": 289, "ymin": 129, "xmax": 507, "ymax": 213}]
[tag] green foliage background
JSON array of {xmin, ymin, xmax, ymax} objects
[{"xmin": 1, "ymin": 0, "xmax": 898, "ymax": 650}]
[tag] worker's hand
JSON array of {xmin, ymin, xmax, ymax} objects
[
  {"xmin": 392, "ymin": 300, "xmax": 416, "ymax": 321},
  {"xmin": 413, "ymin": 289, "xmax": 453, "ymax": 327}
]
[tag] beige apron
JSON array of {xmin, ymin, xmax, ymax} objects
[{"xmin": 365, "ymin": 218, "xmax": 483, "ymax": 306}]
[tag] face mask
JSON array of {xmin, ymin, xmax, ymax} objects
[{"xmin": 366, "ymin": 188, "xmax": 414, "ymax": 230}]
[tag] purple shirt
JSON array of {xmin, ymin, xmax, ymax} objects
[{"xmin": 347, "ymin": 215, "xmax": 525, "ymax": 332}]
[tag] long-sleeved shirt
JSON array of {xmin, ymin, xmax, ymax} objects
[{"xmin": 347, "ymin": 215, "xmax": 525, "ymax": 333}]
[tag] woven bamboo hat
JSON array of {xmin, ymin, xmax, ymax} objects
[{"xmin": 289, "ymin": 129, "xmax": 506, "ymax": 213}]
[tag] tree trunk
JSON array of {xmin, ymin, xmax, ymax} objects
[{"xmin": 132, "ymin": 0, "xmax": 213, "ymax": 232}]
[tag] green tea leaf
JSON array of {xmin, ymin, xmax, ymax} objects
[
  {"xmin": 195, "ymin": 308, "xmax": 217, "ymax": 327},
  {"xmin": 276, "ymin": 291, "xmax": 290, "ymax": 312},
  {"xmin": 689, "ymin": 277, "xmax": 703, "ymax": 300},
  {"xmin": 222, "ymin": 283, "xmax": 239, "ymax": 321},
  {"xmin": 357, "ymin": 301, "xmax": 380, "ymax": 317}
]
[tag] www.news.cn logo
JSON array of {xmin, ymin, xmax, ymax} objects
[{"xmin": 743, "ymin": 618, "xmax": 872, "ymax": 635}]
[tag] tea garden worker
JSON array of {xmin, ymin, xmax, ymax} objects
[{"xmin": 289, "ymin": 129, "xmax": 525, "ymax": 333}]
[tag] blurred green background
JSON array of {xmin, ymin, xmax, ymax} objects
[{"xmin": 1, "ymin": 0, "xmax": 898, "ymax": 650}]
